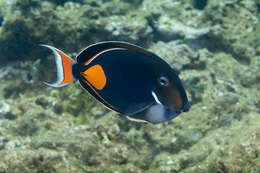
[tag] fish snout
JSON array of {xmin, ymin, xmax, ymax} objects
[{"xmin": 183, "ymin": 102, "xmax": 191, "ymax": 112}]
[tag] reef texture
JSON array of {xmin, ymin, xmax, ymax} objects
[{"xmin": 0, "ymin": 0, "xmax": 259, "ymax": 172}]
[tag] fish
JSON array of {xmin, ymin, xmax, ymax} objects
[{"xmin": 41, "ymin": 41, "xmax": 191, "ymax": 123}]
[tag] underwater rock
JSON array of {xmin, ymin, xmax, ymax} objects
[
  {"xmin": 240, "ymin": 56, "xmax": 260, "ymax": 88},
  {"xmin": 192, "ymin": 0, "xmax": 208, "ymax": 10},
  {"xmin": 0, "ymin": 0, "xmax": 136, "ymax": 63},
  {"xmin": 202, "ymin": 0, "xmax": 259, "ymax": 65},
  {"xmin": 149, "ymin": 41, "xmax": 208, "ymax": 72},
  {"xmin": 0, "ymin": 102, "xmax": 18, "ymax": 120},
  {"xmin": 155, "ymin": 16, "xmax": 209, "ymax": 42},
  {"xmin": 35, "ymin": 95, "xmax": 50, "ymax": 109},
  {"xmin": 150, "ymin": 152, "xmax": 180, "ymax": 172},
  {"xmin": 0, "ymin": 103, "xmax": 10, "ymax": 116},
  {"xmin": 0, "ymin": 148, "xmax": 67, "ymax": 173},
  {"xmin": 103, "ymin": 14, "xmax": 153, "ymax": 45},
  {"xmin": 0, "ymin": 0, "xmax": 259, "ymax": 172}
]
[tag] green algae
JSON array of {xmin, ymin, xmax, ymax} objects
[
  {"xmin": 0, "ymin": 0, "xmax": 259, "ymax": 172},
  {"xmin": 192, "ymin": 0, "xmax": 208, "ymax": 10},
  {"xmin": 201, "ymin": 0, "xmax": 259, "ymax": 65}
]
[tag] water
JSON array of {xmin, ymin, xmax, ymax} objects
[{"xmin": 0, "ymin": 0, "xmax": 259, "ymax": 172}]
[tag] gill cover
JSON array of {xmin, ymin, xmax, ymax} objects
[
  {"xmin": 155, "ymin": 83, "xmax": 183, "ymax": 110},
  {"xmin": 40, "ymin": 45, "xmax": 75, "ymax": 87}
]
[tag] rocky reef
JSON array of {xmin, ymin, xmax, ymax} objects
[{"xmin": 0, "ymin": 0, "xmax": 259, "ymax": 172}]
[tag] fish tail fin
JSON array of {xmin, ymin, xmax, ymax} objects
[{"xmin": 40, "ymin": 44, "xmax": 76, "ymax": 87}]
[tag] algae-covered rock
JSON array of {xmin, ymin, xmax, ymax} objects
[
  {"xmin": 0, "ymin": 0, "xmax": 140, "ymax": 64},
  {"xmin": 0, "ymin": 0, "xmax": 260, "ymax": 172},
  {"xmin": 103, "ymin": 13, "xmax": 153, "ymax": 45},
  {"xmin": 201, "ymin": 0, "xmax": 259, "ymax": 65},
  {"xmin": 155, "ymin": 16, "xmax": 209, "ymax": 41}
]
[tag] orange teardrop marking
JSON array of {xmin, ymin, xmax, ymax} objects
[{"xmin": 81, "ymin": 65, "xmax": 107, "ymax": 90}]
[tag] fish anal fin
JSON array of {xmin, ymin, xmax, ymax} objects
[
  {"xmin": 126, "ymin": 116, "xmax": 148, "ymax": 123},
  {"xmin": 79, "ymin": 80, "xmax": 121, "ymax": 113}
]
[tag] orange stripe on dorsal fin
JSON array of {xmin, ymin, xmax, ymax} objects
[
  {"xmin": 83, "ymin": 48, "xmax": 118, "ymax": 66},
  {"xmin": 81, "ymin": 65, "xmax": 106, "ymax": 90}
]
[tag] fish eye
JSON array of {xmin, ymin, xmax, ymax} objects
[{"xmin": 159, "ymin": 76, "xmax": 169, "ymax": 86}]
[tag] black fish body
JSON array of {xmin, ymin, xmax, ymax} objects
[{"xmin": 41, "ymin": 41, "xmax": 191, "ymax": 123}]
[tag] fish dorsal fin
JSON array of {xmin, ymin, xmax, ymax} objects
[
  {"xmin": 76, "ymin": 41, "xmax": 154, "ymax": 65},
  {"xmin": 81, "ymin": 65, "xmax": 106, "ymax": 90}
]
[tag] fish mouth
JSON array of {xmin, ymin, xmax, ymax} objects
[
  {"xmin": 182, "ymin": 102, "xmax": 191, "ymax": 112},
  {"xmin": 165, "ymin": 106, "xmax": 181, "ymax": 119}
]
